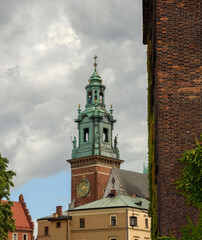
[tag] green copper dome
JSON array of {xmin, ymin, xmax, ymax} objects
[{"xmin": 71, "ymin": 56, "xmax": 119, "ymax": 160}]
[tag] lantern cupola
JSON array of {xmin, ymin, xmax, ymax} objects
[{"xmin": 71, "ymin": 56, "xmax": 120, "ymax": 160}]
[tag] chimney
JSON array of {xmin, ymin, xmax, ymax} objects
[
  {"xmin": 56, "ymin": 206, "xmax": 62, "ymax": 217},
  {"xmin": 130, "ymin": 193, "xmax": 137, "ymax": 198},
  {"xmin": 110, "ymin": 189, "xmax": 117, "ymax": 197}
]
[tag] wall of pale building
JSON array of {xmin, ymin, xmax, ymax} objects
[
  {"xmin": 37, "ymin": 219, "xmax": 68, "ymax": 240},
  {"xmin": 68, "ymin": 208, "xmax": 151, "ymax": 240}
]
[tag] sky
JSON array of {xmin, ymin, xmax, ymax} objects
[{"xmin": 1, "ymin": 0, "xmax": 147, "ymax": 221}]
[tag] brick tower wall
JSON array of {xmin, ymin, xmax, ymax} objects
[
  {"xmin": 71, "ymin": 165, "xmax": 112, "ymax": 206},
  {"xmin": 143, "ymin": 0, "xmax": 201, "ymax": 238}
]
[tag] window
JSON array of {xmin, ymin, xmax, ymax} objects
[
  {"xmin": 88, "ymin": 91, "xmax": 92, "ymax": 104},
  {"xmin": 80, "ymin": 218, "xmax": 85, "ymax": 228},
  {"xmin": 103, "ymin": 128, "xmax": 108, "ymax": 142},
  {"xmin": 56, "ymin": 222, "xmax": 61, "ymax": 228},
  {"xmin": 111, "ymin": 216, "xmax": 117, "ymax": 226},
  {"xmin": 100, "ymin": 92, "xmax": 103, "ymax": 103},
  {"xmin": 145, "ymin": 218, "xmax": 149, "ymax": 228},
  {"xmin": 95, "ymin": 90, "xmax": 97, "ymax": 103},
  {"xmin": 130, "ymin": 216, "xmax": 137, "ymax": 227},
  {"xmin": 23, "ymin": 234, "xmax": 27, "ymax": 240},
  {"xmin": 13, "ymin": 233, "xmax": 18, "ymax": 240},
  {"xmin": 44, "ymin": 226, "xmax": 49, "ymax": 236},
  {"xmin": 84, "ymin": 128, "xmax": 89, "ymax": 142}
]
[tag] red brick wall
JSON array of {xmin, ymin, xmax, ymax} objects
[
  {"xmin": 154, "ymin": 0, "xmax": 201, "ymax": 238},
  {"xmin": 71, "ymin": 165, "xmax": 112, "ymax": 206}
]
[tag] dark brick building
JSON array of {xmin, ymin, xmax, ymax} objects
[{"xmin": 142, "ymin": 0, "xmax": 201, "ymax": 238}]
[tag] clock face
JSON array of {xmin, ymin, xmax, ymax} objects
[{"xmin": 77, "ymin": 179, "xmax": 90, "ymax": 197}]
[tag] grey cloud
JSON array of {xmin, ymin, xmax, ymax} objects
[
  {"xmin": 64, "ymin": 0, "xmax": 141, "ymax": 42},
  {"xmin": 0, "ymin": 0, "xmax": 148, "ymax": 188}
]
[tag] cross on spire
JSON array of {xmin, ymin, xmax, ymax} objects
[{"xmin": 94, "ymin": 55, "xmax": 98, "ymax": 72}]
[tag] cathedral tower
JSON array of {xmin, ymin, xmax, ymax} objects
[{"xmin": 68, "ymin": 56, "xmax": 123, "ymax": 207}]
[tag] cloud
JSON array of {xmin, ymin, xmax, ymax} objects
[{"xmin": 0, "ymin": 0, "xmax": 147, "ymax": 188}]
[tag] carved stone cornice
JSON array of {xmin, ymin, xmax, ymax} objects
[{"xmin": 67, "ymin": 155, "xmax": 124, "ymax": 169}]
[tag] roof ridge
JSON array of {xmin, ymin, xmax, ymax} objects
[{"xmin": 19, "ymin": 194, "xmax": 34, "ymax": 230}]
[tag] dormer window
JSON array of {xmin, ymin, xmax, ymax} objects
[
  {"xmin": 103, "ymin": 128, "xmax": 108, "ymax": 142},
  {"xmin": 84, "ymin": 128, "xmax": 89, "ymax": 142},
  {"xmin": 88, "ymin": 91, "xmax": 92, "ymax": 104}
]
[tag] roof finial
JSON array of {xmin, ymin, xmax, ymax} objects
[{"xmin": 94, "ymin": 55, "xmax": 98, "ymax": 72}]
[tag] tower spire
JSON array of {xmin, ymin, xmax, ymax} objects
[{"xmin": 94, "ymin": 55, "xmax": 98, "ymax": 72}]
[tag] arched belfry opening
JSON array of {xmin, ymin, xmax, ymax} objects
[{"xmin": 88, "ymin": 91, "xmax": 92, "ymax": 104}]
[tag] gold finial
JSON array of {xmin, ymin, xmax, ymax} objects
[
  {"xmin": 78, "ymin": 104, "xmax": 80, "ymax": 109},
  {"xmin": 82, "ymin": 173, "xmax": 85, "ymax": 179},
  {"xmin": 94, "ymin": 55, "xmax": 98, "ymax": 72},
  {"xmin": 111, "ymin": 104, "xmax": 113, "ymax": 109}
]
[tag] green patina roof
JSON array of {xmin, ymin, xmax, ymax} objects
[
  {"xmin": 71, "ymin": 56, "xmax": 120, "ymax": 160},
  {"xmin": 70, "ymin": 194, "xmax": 149, "ymax": 211}
]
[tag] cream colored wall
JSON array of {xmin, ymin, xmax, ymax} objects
[
  {"xmin": 37, "ymin": 220, "xmax": 51, "ymax": 240},
  {"xmin": 68, "ymin": 207, "xmax": 151, "ymax": 240},
  {"xmin": 51, "ymin": 220, "xmax": 67, "ymax": 240},
  {"xmin": 128, "ymin": 209, "xmax": 151, "ymax": 240},
  {"xmin": 37, "ymin": 219, "xmax": 67, "ymax": 240}
]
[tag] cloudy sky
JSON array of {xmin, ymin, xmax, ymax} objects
[{"xmin": 1, "ymin": 0, "xmax": 147, "ymax": 220}]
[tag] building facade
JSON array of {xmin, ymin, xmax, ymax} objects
[
  {"xmin": 67, "ymin": 57, "xmax": 123, "ymax": 208},
  {"xmin": 37, "ymin": 206, "xmax": 71, "ymax": 240},
  {"xmin": 3, "ymin": 194, "xmax": 34, "ymax": 240},
  {"xmin": 68, "ymin": 192, "xmax": 151, "ymax": 240},
  {"xmin": 37, "ymin": 57, "xmax": 151, "ymax": 239},
  {"xmin": 142, "ymin": 0, "xmax": 201, "ymax": 238}
]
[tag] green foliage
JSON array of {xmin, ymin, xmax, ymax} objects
[
  {"xmin": 179, "ymin": 212, "xmax": 202, "ymax": 240},
  {"xmin": 176, "ymin": 141, "xmax": 202, "ymax": 209},
  {"xmin": 160, "ymin": 140, "xmax": 202, "ymax": 240},
  {"xmin": 159, "ymin": 213, "xmax": 202, "ymax": 240},
  {"xmin": 0, "ymin": 153, "xmax": 16, "ymax": 240},
  {"xmin": 147, "ymin": 36, "xmax": 158, "ymax": 240}
]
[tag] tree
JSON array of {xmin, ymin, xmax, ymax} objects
[
  {"xmin": 176, "ymin": 140, "xmax": 202, "ymax": 209},
  {"xmin": 0, "ymin": 153, "xmax": 16, "ymax": 240}
]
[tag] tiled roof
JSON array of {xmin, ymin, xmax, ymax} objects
[
  {"xmin": 70, "ymin": 194, "xmax": 149, "ymax": 211},
  {"xmin": 117, "ymin": 169, "xmax": 149, "ymax": 198},
  {"xmin": 2, "ymin": 200, "xmax": 32, "ymax": 231}
]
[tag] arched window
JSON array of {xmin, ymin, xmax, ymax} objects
[
  {"xmin": 95, "ymin": 90, "xmax": 97, "ymax": 103},
  {"xmin": 103, "ymin": 128, "xmax": 108, "ymax": 142},
  {"xmin": 84, "ymin": 128, "xmax": 89, "ymax": 142},
  {"xmin": 88, "ymin": 91, "xmax": 92, "ymax": 104},
  {"xmin": 100, "ymin": 92, "xmax": 103, "ymax": 103}
]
